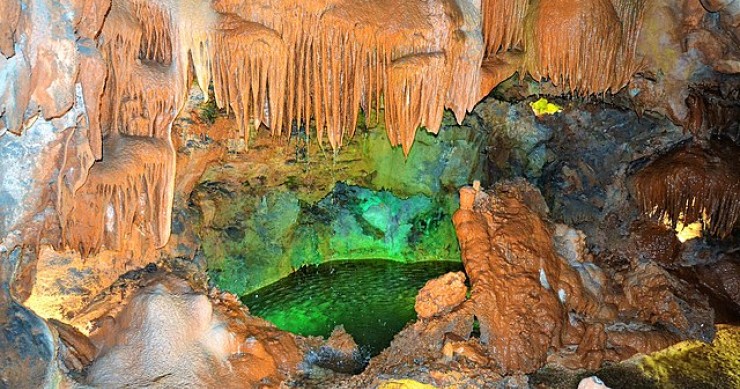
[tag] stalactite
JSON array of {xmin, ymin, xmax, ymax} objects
[
  {"xmin": 385, "ymin": 53, "xmax": 447, "ymax": 155},
  {"xmin": 208, "ymin": 0, "xmax": 481, "ymax": 152},
  {"xmin": 481, "ymin": 0, "xmax": 528, "ymax": 55},
  {"xmin": 445, "ymin": 0, "xmax": 485, "ymax": 124},
  {"xmin": 522, "ymin": 0, "xmax": 646, "ymax": 95},
  {"xmin": 61, "ymin": 134, "xmax": 175, "ymax": 257},
  {"xmin": 99, "ymin": 0, "xmax": 182, "ymax": 139},
  {"xmin": 131, "ymin": 1, "xmax": 174, "ymax": 65},
  {"xmin": 70, "ymin": 0, "xmax": 181, "ymax": 256},
  {"xmin": 632, "ymin": 141, "xmax": 740, "ymax": 239},
  {"xmin": 211, "ymin": 16, "xmax": 287, "ymax": 143}
]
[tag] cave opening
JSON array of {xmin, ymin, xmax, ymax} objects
[{"xmin": 2, "ymin": 0, "xmax": 740, "ymax": 388}]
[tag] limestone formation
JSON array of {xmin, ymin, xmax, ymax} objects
[
  {"xmin": 453, "ymin": 181, "xmax": 706, "ymax": 373},
  {"xmin": 632, "ymin": 140, "xmax": 740, "ymax": 239},
  {"xmin": 415, "ymin": 271, "xmax": 468, "ymax": 319},
  {"xmin": 0, "ymin": 0, "xmax": 738, "ymax": 387},
  {"xmin": 85, "ymin": 272, "xmax": 302, "ymax": 388}
]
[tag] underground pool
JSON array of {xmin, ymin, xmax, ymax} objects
[{"xmin": 241, "ymin": 259, "xmax": 464, "ymax": 357}]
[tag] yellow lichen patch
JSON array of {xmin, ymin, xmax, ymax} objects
[
  {"xmin": 638, "ymin": 325, "xmax": 740, "ymax": 388},
  {"xmin": 379, "ymin": 379, "xmax": 438, "ymax": 389},
  {"xmin": 530, "ymin": 97, "xmax": 562, "ymax": 117}
]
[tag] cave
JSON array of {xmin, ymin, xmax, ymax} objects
[{"xmin": 1, "ymin": 0, "xmax": 740, "ymax": 388}]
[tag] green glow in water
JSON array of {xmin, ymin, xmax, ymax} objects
[{"xmin": 241, "ymin": 259, "xmax": 463, "ymax": 356}]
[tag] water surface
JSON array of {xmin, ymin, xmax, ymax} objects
[{"xmin": 242, "ymin": 259, "xmax": 463, "ymax": 356}]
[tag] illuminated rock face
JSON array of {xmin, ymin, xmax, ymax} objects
[
  {"xmin": 61, "ymin": 134, "xmax": 176, "ymax": 257},
  {"xmin": 83, "ymin": 273, "xmax": 302, "ymax": 388},
  {"xmin": 1, "ymin": 0, "xmax": 665, "ymax": 260},
  {"xmin": 415, "ymin": 271, "xmax": 468, "ymax": 319}
]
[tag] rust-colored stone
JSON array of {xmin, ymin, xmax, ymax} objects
[
  {"xmin": 632, "ymin": 140, "xmax": 740, "ymax": 239},
  {"xmin": 415, "ymin": 271, "xmax": 468, "ymax": 319},
  {"xmin": 453, "ymin": 181, "xmax": 702, "ymax": 373}
]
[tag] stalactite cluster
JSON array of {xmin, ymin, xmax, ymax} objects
[
  {"xmin": 56, "ymin": 0, "xmax": 181, "ymax": 255},
  {"xmin": 100, "ymin": 0, "xmax": 182, "ymax": 138},
  {"xmin": 633, "ymin": 141, "xmax": 740, "ymax": 239},
  {"xmin": 3, "ymin": 0, "xmax": 652, "ymax": 257},
  {"xmin": 523, "ymin": 0, "xmax": 646, "ymax": 94},
  {"xmin": 57, "ymin": 0, "xmax": 650, "ymax": 255},
  {"xmin": 62, "ymin": 134, "xmax": 175, "ymax": 257},
  {"xmin": 205, "ymin": 0, "xmax": 482, "ymax": 153},
  {"xmin": 211, "ymin": 17, "xmax": 287, "ymax": 142},
  {"xmin": 480, "ymin": 0, "xmax": 646, "ymax": 96},
  {"xmin": 386, "ymin": 53, "xmax": 447, "ymax": 154},
  {"xmin": 481, "ymin": 0, "xmax": 528, "ymax": 55}
]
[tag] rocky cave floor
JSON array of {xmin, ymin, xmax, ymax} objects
[{"xmin": 5, "ymin": 88, "xmax": 738, "ymax": 388}]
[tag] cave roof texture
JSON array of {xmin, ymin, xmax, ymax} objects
[{"xmin": 1, "ymin": 0, "xmax": 739, "ymax": 264}]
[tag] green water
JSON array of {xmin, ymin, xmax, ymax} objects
[{"xmin": 241, "ymin": 259, "xmax": 464, "ymax": 357}]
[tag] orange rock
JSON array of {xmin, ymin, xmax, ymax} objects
[
  {"xmin": 452, "ymin": 180, "xmax": 693, "ymax": 373},
  {"xmin": 415, "ymin": 271, "xmax": 468, "ymax": 319}
]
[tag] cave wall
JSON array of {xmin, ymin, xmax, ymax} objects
[
  {"xmin": 1, "ymin": 0, "xmax": 739, "ymax": 383},
  {"xmin": 175, "ymin": 104, "xmax": 486, "ymax": 294},
  {"xmin": 3, "ymin": 0, "xmax": 738, "ymax": 268}
]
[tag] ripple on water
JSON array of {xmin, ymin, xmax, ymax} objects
[{"xmin": 241, "ymin": 259, "xmax": 464, "ymax": 356}]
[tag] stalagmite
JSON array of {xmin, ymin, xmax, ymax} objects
[
  {"xmin": 453, "ymin": 181, "xmax": 697, "ymax": 373},
  {"xmin": 453, "ymin": 182, "xmax": 598, "ymax": 373},
  {"xmin": 632, "ymin": 141, "xmax": 740, "ymax": 239}
]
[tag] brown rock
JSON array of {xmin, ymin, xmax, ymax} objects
[
  {"xmin": 325, "ymin": 325, "xmax": 360, "ymax": 356},
  {"xmin": 442, "ymin": 337, "xmax": 490, "ymax": 366},
  {"xmin": 453, "ymin": 180, "xmax": 693, "ymax": 373},
  {"xmin": 0, "ymin": 0, "xmax": 20, "ymax": 58},
  {"xmin": 49, "ymin": 318, "xmax": 97, "ymax": 372},
  {"xmin": 453, "ymin": 181, "xmax": 569, "ymax": 373},
  {"xmin": 60, "ymin": 133, "xmax": 176, "ymax": 258},
  {"xmin": 415, "ymin": 271, "xmax": 468, "ymax": 319},
  {"xmin": 622, "ymin": 261, "xmax": 714, "ymax": 341}
]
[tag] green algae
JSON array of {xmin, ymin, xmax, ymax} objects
[{"xmin": 198, "ymin": 109, "xmax": 485, "ymax": 295}]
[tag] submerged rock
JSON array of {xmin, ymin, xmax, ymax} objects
[{"xmin": 307, "ymin": 326, "xmax": 365, "ymax": 375}]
